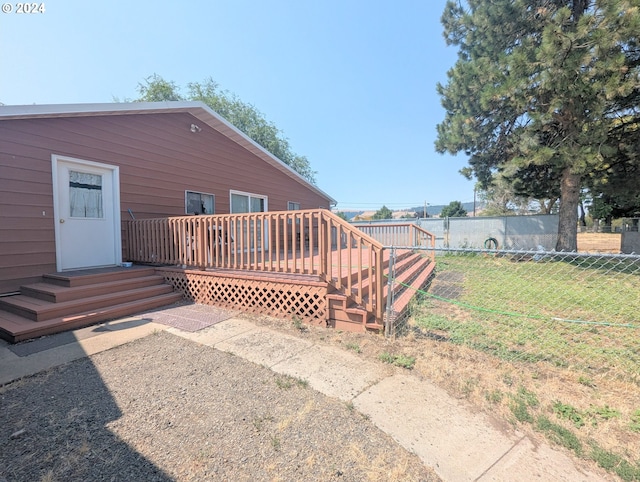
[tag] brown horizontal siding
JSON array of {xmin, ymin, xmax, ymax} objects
[
  {"xmin": 1, "ymin": 126, "xmax": 58, "ymax": 292},
  {"xmin": 0, "ymin": 240, "xmax": 54, "ymax": 255},
  {"xmin": 0, "ymin": 252, "xmax": 55, "ymax": 267},
  {"xmin": 0, "ymin": 228, "xmax": 54, "ymax": 243},
  {"xmin": 0, "ymin": 253, "xmax": 56, "ymax": 294},
  {"xmin": 0, "ymin": 110, "xmax": 331, "ymax": 293},
  {"xmin": 1, "ymin": 164, "xmax": 54, "ymax": 185},
  {"xmin": 0, "ymin": 276, "xmax": 43, "ymax": 295},
  {"xmin": 12, "ymin": 115, "xmax": 324, "ymax": 213},
  {"xmin": 0, "ymin": 190, "xmax": 53, "ymax": 207}
]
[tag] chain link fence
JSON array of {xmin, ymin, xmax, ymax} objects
[
  {"xmin": 388, "ymin": 247, "xmax": 640, "ymax": 384},
  {"xmin": 382, "ymin": 247, "xmax": 640, "ymax": 477}
]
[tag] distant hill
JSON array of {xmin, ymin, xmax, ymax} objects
[
  {"xmin": 334, "ymin": 202, "xmax": 480, "ymax": 221},
  {"xmin": 408, "ymin": 201, "xmax": 478, "ymax": 217},
  {"xmin": 334, "ymin": 211, "xmax": 363, "ymax": 221}
]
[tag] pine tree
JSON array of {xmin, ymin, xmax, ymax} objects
[{"xmin": 436, "ymin": 0, "xmax": 640, "ymax": 250}]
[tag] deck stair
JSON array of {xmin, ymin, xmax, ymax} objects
[
  {"xmin": 0, "ymin": 267, "xmax": 182, "ymax": 343},
  {"xmin": 327, "ymin": 249, "xmax": 435, "ymax": 332}
]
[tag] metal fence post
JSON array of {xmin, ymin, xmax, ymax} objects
[{"xmin": 384, "ymin": 246, "xmax": 396, "ymax": 338}]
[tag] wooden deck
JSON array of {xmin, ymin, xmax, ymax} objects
[
  {"xmin": 0, "ymin": 250, "xmax": 434, "ymax": 343},
  {"xmin": 1, "ymin": 211, "xmax": 437, "ymax": 342}
]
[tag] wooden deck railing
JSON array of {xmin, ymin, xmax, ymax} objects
[
  {"xmin": 354, "ymin": 222, "xmax": 436, "ymax": 261},
  {"xmin": 126, "ymin": 209, "xmax": 386, "ymax": 322}
]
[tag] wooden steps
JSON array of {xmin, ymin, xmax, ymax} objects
[
  {"xmin": 20, "ymin": 275, "xmax": 167, "ymax": 303},
  {"xmin": 387, "ymin": 257, "xmax": 436, "ymax": 317},
  {"xmin": 327, "ymin": 251, "xmax": 434, "ymax": 333},
  {"xmin": 0, "ymin": 267, "xmax": 182, "ymax": 343}
]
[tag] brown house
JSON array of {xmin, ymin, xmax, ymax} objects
[{"xmin": 0, "ymin": 101, "xmax": 335, "ymax": 294}]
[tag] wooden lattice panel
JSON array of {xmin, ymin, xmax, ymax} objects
[{"xmin": 157, "ymin": 269, "xmax": 327, "ymax": 323}]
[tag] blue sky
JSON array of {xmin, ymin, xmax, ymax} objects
[{"xmin": 0, "ymin": 0, "xmax": 474, "ymax": 211}]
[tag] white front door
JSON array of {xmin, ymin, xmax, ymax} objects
[{"xmin": 52, "ymin": 156, "xmax": 121, "ymax": 271}]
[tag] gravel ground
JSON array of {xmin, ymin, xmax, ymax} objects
[{"xmin": 0, "ymin": 331, "xmax": 439, "ymax": 482}]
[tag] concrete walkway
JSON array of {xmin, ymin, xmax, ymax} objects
[{"xmin": 0, "ymin": 308, "xmax": 611, "ymax": 482}]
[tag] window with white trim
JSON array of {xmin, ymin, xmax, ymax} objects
[
  {"xmin": 186, "ymin": 191, "xmax": 215, "ymax": 215},
  {"xmin": 287, "ymin": 202, "xmax": 300, "ymax": 211},
  {"xmin": 230, "ymin": 191, "xmax": 267, "ymax": 213}
]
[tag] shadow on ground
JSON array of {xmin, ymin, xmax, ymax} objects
[{"xmin": 0, "ymin": 338, "xmax": 173, "ymax": 482}]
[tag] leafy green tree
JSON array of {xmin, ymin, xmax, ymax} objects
[
  {"xmin": 436, "ymin": 0, "xmax": 640, "ymax": 251},
  {"xmin": 135, "ymin": 75, "xmax": 182, "ymax": 102},
  {"xmin": 440, "ymin": 201, "xmax": 468, "ymax": 218},
  {"xmin": 372, "ymin": 205, "xmax": 394, "ymax": 220},
  {"xmin": 334, "ymin": 211, "xmax": 348, "ymax": 221},
  {"xmin": 134, "ymin": 75, "xmax": 317, "ymax": 183}
]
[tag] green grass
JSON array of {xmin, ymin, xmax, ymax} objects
[
  {"xmin": 406, "ymin": 252, "xmax": 640, "ymax": 479},
  {"xmin": 578, "ymin": 376, "xmax": 595, "ymax": 387},
  {"xmin": 590, "ymin": 445, "xmax": 640, "ymax": 481},
  {"xmin": 509, "ymin": 386, "xmax": 539, "ymax": 423},
  {"xmin": 630, "ymin": 410, "xmax": 640, "ymax": 432},
  {"xmin": 438, "ymin": 254, "xmax": 640, "ymax": 323},
  {"xmin": 275, "ymin": 375, "xmax": 308, "ymax": 389},
  {"xmin": 485, "ymin": 389, "xmax": 504, "ymax": 404},
  {"xmin": 509, "ymin": 394, "xmax": 638, "ymax": 479},
  {"xmin": 345, "ymin": 342, "xmax": 362, "ymax": 353},
  {"xmin": 378, "ymin": 352, "xmax": 416, "ymax": 369},
  {"xmin": 412, "ymin": 253, "xmax": 640, "ymax": 378},
  {"xmin": 536, "ymin": 415, "xmax": 583, "ymax": 456},
  {"xmin": 270, "ymin": 435, "xmax": 281, "ymax": 451},
  {"xmin": 553, "ymin": 402, "xmax": 586, "ymax": 428}
]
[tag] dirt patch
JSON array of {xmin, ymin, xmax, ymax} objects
[{"xmin": 0, "ymin": 331, "xmax": 439, "ymax": 482}]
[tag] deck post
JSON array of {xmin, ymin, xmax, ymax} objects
[{"xmin": 384, "ymin": 246, "xmax": 396, "ymax": 337}]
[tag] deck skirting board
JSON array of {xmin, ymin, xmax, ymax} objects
[{"xmin": 155, "ymin": 267, "xmax": 328, "ymax": 324}]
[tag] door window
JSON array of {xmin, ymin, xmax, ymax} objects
[{"xmin": 69, "ymin": 170, "xmax": 103, "ymax": 218}]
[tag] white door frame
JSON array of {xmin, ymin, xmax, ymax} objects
[{"xmin": 51, "ymin": 154, "xmax": 122, "ymax": 271}]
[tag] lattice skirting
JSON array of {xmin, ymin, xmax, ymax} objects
[{"xmin": 156, "ymin": 268, "xmax": 327, "ymax": 324}]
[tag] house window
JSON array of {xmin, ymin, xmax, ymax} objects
[
  {"xmin": 288, "ymin": 202, "xmax": 300, "ymax": 211},
  {"xmin": 186, "ymin": 191, "xmax": 214, "ymax": 215},
  {"xmin": 230, "ymin": 191, "xmax": 267, "ymax": 213}
]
